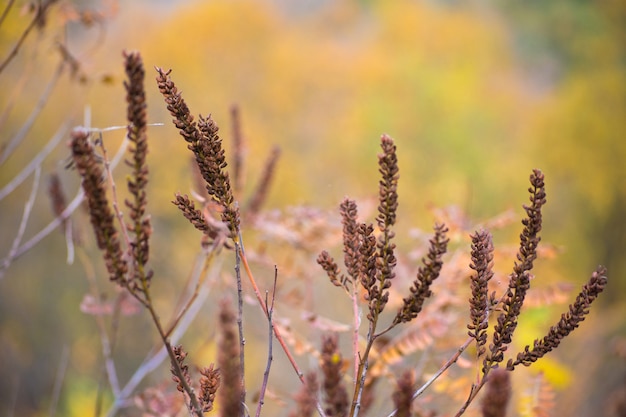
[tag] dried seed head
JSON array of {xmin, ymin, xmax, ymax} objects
[
  {"xmin": 481, "ymin": 368, "xmax": 511, "ymax": 417},
  {"xmin": 394, "ymin": 223, "xmax": 448, "ymax": 325},
  {"xmin": 468, "ymin": 229, "xmax": 494, "ymax": 357},
  {"xmin": 320, "ymin": 334, "xmax": 349, "ymax": 417},
  {"xmin": 509, "ymin": 265, "xmax": 607, "ymax": 369}
]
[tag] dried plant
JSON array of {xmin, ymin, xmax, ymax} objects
[
  {"xmin": 393, "ymin": 370, "xmax": 416, "ymax": 417},
  {"xmin": 480, "ymin": 368, "xmax": 511, "ymax": 417},
  {"xmin": 60, "ymin": 54, "xmax": 609, "ymax": 417},
  {"xmin": 468, "ymin": 230, "xmax": 494, "ymax": 359},
  {"xmin": 217, "ymin": 298, "xmax": 243, "ymax": 417},
  {"xmin": 199, "ymin": 365, "xmax": 221, "ymax": 413},
  {"xmin": 321, "ymin": 333, "xmax": 350, "ymax": 417},
  {"xmin": 508, "ymin": 265, "xmax": 608, "ymax": 369}
]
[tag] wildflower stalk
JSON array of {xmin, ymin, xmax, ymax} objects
[{"xmin": 508, "ymin": 265, "xmax": 608, "ymax": 369}]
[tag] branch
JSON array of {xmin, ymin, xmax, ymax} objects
[{"xmin": 256, "ymin": 269, "xmax": 278, "ymax": 417}]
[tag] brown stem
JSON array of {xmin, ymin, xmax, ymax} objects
[{"xmin": 238, "ymin": 244, "xmax": 303, "ymax": 379}]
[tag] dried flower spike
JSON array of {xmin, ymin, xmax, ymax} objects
[
  {"xmin": 481, "ymin": 368, "xmax": 511, "ymax": 417},
  {"xmin": 376, "ymin": 134, "xmax": 399, "ymax": 232},
  {"xmin": 289, "ymin": 372, "xmax": 319, "ymax": 417},
  {"xmin": 155, "ymin": 67, "xmax": 199, "ymax": 145},
  {"xmin": 508, "ymin": 265, "xmax": 608, "ymax": 369},
  {"xmin": 123, "ymin": 50, "xmax": 152, "ymax": 295},
  {"xmin": 246, "ymin": 145, "xmax": 280, "ymax": 219},
  {"xmin": 171, "ymin": 345, "xmax": 192, "ymax": 394},
  {"xmin": 321, "ymin": 334, "xmax": 349, "ymax": 417},
  {"xmin": 48, "ymin": 172, "xmax": 67, "ymax": 231},
  {"xmin": 359, "ymin": 222, "xmax": 380, "ymax": 321},
  {"xmin": 217, "ymin": 298, "xmax": 242, "ymax": 417},
  {"xmin": 374, "ymin": 135, "xmax": 399, "ymax": 317},
  {"xmin": 156, "ymin": 68, "xmax": 240, "ymax": 238},
  {"xmin": 394, "ymin": 223, "xmax": 449, "ymax": 325},
  {"xmin": 318, "ymin": 250, "xmax": 347, "ymax": 290},
  {"xmin": 468, "ymin": 229, "xmax": 494, "ymax": 357},
  {"xmin": 198, "ymin": 364, "xmax": 221, "ymax": 412},
  {"xmin": 485, "ymin": 169, "xmax": 546, "ymax": 371},
  {"xmin": 70, "ymin": 129, "xmax": 127, "ymax": 285},
  {"xmin": 393, "ymin": 370, "xmax": 415, "ymax": 417},
  {"xmin": 340, "ymin": 198, "xmax": 361, "ymax": 283}
]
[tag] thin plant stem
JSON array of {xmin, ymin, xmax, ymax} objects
[
  {"xmin": 2, "ymin": 165, "xmax": 41, "ymax": 273},
  {"xmin": 238, "ymin": 243, "xmax": 302, "ymax": 377},
  {"xmin": 256, "ymin": 269, "xmax": 278, "ymax": 417},
  {"xmin": 141, "ymin": 284, "xmax": 203, "ymax": 417},
  {"xmin": 0, "ymin": 0, "xmax": 16, "ymax": 28},
  {"xmin": 105, "ymin": 256, "xmax": 222, "ymax": 417},
  {"xmin": 236, "ymin": 242, "xmax": 246, "ymax": 408},
  {"xmin": 350, "ymin": 324, "xmax": 377, "ymax": 417},
  {"xmin": 0, "ymin": 61, "xmax": 66, "ymax": 166},
  {"xmin": 385, "ymin": 337, "xmax": 473, "ymax": 417},
  {"xmin": 76, "ymin": 248, "xmax": 121, "ymax": 397},
  {"xmin": 97, "ymin": 134, "xmax": 133, "ymax": 255},
  {"xmin": 63, "ymin": 216, "xmax": 75, "ymax": 265},
  {"xmin": 351, "ymin": 280, "xmax": 360, "ymax": 383},
  {"xmin": 164, "ymin": 249, "xmax": 216, "ymax": 338},
  {"xmin": 0, "ymin": 0, "xmax": 57, "ymax": 74},
  {"xmin": 0, "ymin": 121, "xmax": 69, "ymax": 200},
  {"xmin": 48, "ymin": 345, "xmax": 70, "ymax": 417}
]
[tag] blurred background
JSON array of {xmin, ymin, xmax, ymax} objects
[{"xmin": 1, "ymin": 0, "xmax": 625, "ymax": 416}]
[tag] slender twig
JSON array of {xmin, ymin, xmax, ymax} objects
[
  {"xmin": 76, "ymin": 249, "xmax": 121, "ymax": 398},
  {"xmin": 238, "ymin": 244, "xmax": 302, "ymax": 378},
  {"xmin": 0, "ymin": 61, "xmax": 66, "ymax": 166},
  {"xmin": 147, "ymin": 304, "xmax": 204, "ymax": 416},
  {"xmin": 0, "ymin": 0, "xmax": 16, "ymax": 28},
  {"xmin": 351, "ymin": 281, "xmax": 361, "ymax": 383},
  {"xmin": 1, "ymin": 165, "xmax": 41, "ymax": 273},
  {"xmin": 256, "ymin": 268, "xmax": 278, "ymax": 417},
  {"xmin": 239, "ymin": 242, "xmax": 328, "ymax": 417},
  {"xmin": 385, "ymin": 337, "xmax": 473, "ymax": 417},
  {"xmin": 64, "ymin": 218, "xmax": 75, "ymax": 264},
  {"xmin": 0, "ymin": 121, "xmax": 69, "ymax": 200},
  {"xmin": 48, "ymin": 345, "xmax": 70, "ymax": 417},
  {"xmin": 0, "ymin": 0, "xmax": 57, "ymax": 74},
  {"xmin": 105, "ymin": 256, "xmax": 222, "ymax": 417},
  {"xmin": 235, "ymin": 242, "xmax": 246, "ymax": 407},
  {"xmin": 164, "ymin": 249, "xmax": 216, "ymax": 338}
]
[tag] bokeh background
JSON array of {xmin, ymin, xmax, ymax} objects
[{"xmin": 1, "ymin": 0, "xmax": 625, "ymax": 416}]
